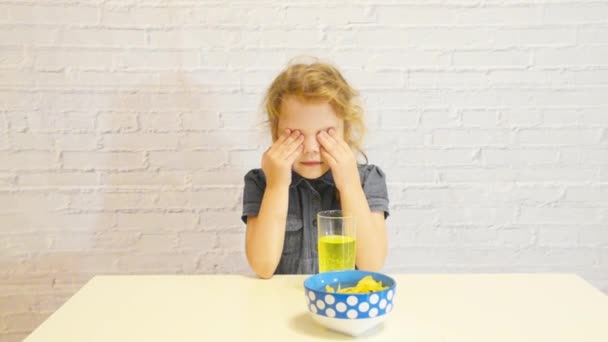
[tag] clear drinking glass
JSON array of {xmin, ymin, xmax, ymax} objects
[{"xmin": 317, "ymin": 210, "xmax": 356, "ymax": 273}]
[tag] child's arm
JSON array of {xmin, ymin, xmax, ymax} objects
[
  {"xmin": 318, "ymin": 129, "xmax": 388, "ymax": 271},
  {"xmin": 339, "ymin": 187, "xmax": 388, "ymax": 271},
  {"xmin": 245, "ymin": 129, "xmax": 303, "ymax": 279},
  {"xmin": 245, "ymin": 186, "xmax": 290, "ymax": 279}
]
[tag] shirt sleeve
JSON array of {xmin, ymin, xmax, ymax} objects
[
  {"xmin": 241, "ymin": 169, "xmax": 266, "ymax": 224},
  {"xmin": 361, "ymin": 164, "xmax": 390, "ymax": 218}
]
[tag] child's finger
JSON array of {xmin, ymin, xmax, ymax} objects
[
  {"xmin": 286, "ymin": 133, "xmax": 304, "ymax": 151},
  {"xmin": 279, "ymin": 128, "xmax": 291, "ymax": 141},
  {"xmin": 287, "ymin": 144, "xmax": 304, "ymax": 163},
  {"xmin": 320, "ymin": 146, "xmax": 337, "ymax": 168},
  {"xmin": 317, "ymin": 131, "xmax": 340, "ymax": 161},
  {"xmin": 278, "ymin": 130, "xmax": 301, "ymax": 154},
  {"xmin": 326, "ymin": 128, "xmax": 350, "ymax": 153},
  {"xmin": 271, "ymin": 128, "xmax": 291, "ymax": 152},
  {"xmin": 282, "ymin": 135, "xmax": 304, "ymax": 159}
]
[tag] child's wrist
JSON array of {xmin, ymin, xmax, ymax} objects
[
  {"xmin": 265, "ymin": 182, "xmax": 290, "ymax": 193},
  {"xmin": 337, "ymin": 181, "xmax": 363, "ymax": 197}
]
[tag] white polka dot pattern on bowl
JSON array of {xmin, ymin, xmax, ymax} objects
[
  {"xmin": 305, "ymin": 288, "xmax": 395, "ymax": 320},
  {"xmin": 347, "ymin": 309, "xmax": 358, "ymax": 319}
]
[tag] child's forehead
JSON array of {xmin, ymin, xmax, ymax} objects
[{"xmin": 278, "ymin": 97, "xmax": 343, "ymax": 130}]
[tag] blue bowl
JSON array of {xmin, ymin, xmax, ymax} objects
[{"xmin": 303, "ymin": 270, "xmax": 397, "ymax": 336}]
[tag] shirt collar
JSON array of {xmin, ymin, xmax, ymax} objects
[{"xmin": 290, "ymin": 169, "xmax": 335, "ymax": 189}]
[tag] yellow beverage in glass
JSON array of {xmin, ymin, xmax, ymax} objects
[
  {"xmin": 318, "ymin": 235, "xmax": 356, "ymax": 272},
  {"xmin": 317, "ymin": 210, "xmax": 356, "ymax": 273}
]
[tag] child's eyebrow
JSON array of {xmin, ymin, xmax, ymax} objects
[{"xmin": 284, "ymin": 126, "xmax": 336, "ymax": 133}]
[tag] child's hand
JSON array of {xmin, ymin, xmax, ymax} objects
[
  {"xmin": 317, "ymin": 128, "xmax": 360, "ymax": 192},
  {"xmin": 262, "ymin": 129, "xmax": 304, "ymax": 189}
]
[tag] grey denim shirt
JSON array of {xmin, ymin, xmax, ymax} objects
[{"xmin": 241, "ymin": 164, "xmax": 390, "ymax": 275}]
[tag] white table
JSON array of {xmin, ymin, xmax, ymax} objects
[{"xmin": 24, "ymin": 274, "xmax": 608, "ymax": 341}]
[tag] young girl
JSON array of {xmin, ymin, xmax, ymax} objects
[{"xmin": 241, "ymin": 60, "xmax": 390, "ymax": 279}]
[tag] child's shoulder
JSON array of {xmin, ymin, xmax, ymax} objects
[
  {"xmin": 357, "ymin": 163, "xmax": 387, "ymax": 176},
  {"xmin": 357, "ymin": 163, "xmax": 388, "ymax": 184},
  {"xmin": 244, "ymin": 168, "xmax": 266, "ymax": 183}
]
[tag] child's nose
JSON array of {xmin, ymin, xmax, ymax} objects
[{"xmin": 303, "ymin": 135, "xmax": 319, "ymax": 154}]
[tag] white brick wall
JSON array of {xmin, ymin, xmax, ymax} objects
[{"xmin": 1, "ymin": 1, "xmax": 608, "ymax": 340}]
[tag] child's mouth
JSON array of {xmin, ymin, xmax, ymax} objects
[{"xmin": 301, "ymin": 161, "xmax": 322, "ymax": 166}]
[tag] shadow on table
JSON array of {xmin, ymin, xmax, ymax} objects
[{"xmin": 288, "ymin": 312, "xmax": 385, "ymax": 340}]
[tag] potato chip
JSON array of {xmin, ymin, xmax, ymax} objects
[{"xmin": 324, "ymin": 275, "xmax": 389, "ymax": 294}]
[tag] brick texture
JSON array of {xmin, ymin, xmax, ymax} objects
[{"xmin": 1, "ymin": 1, "xmax": 607, "ymax": 339}]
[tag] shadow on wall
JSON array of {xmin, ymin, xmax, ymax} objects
[
  {"xmin": 92, "ymin": 71, "xmax": 255, "ymax": 278},
  {"xmin": 2, "ymin": 70, "xmax": 268, "ymax": 341}
]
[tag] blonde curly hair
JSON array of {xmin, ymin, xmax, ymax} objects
[{"xmin": 263, "ymin": 59, "xmax": 368, "ymax": 163}]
